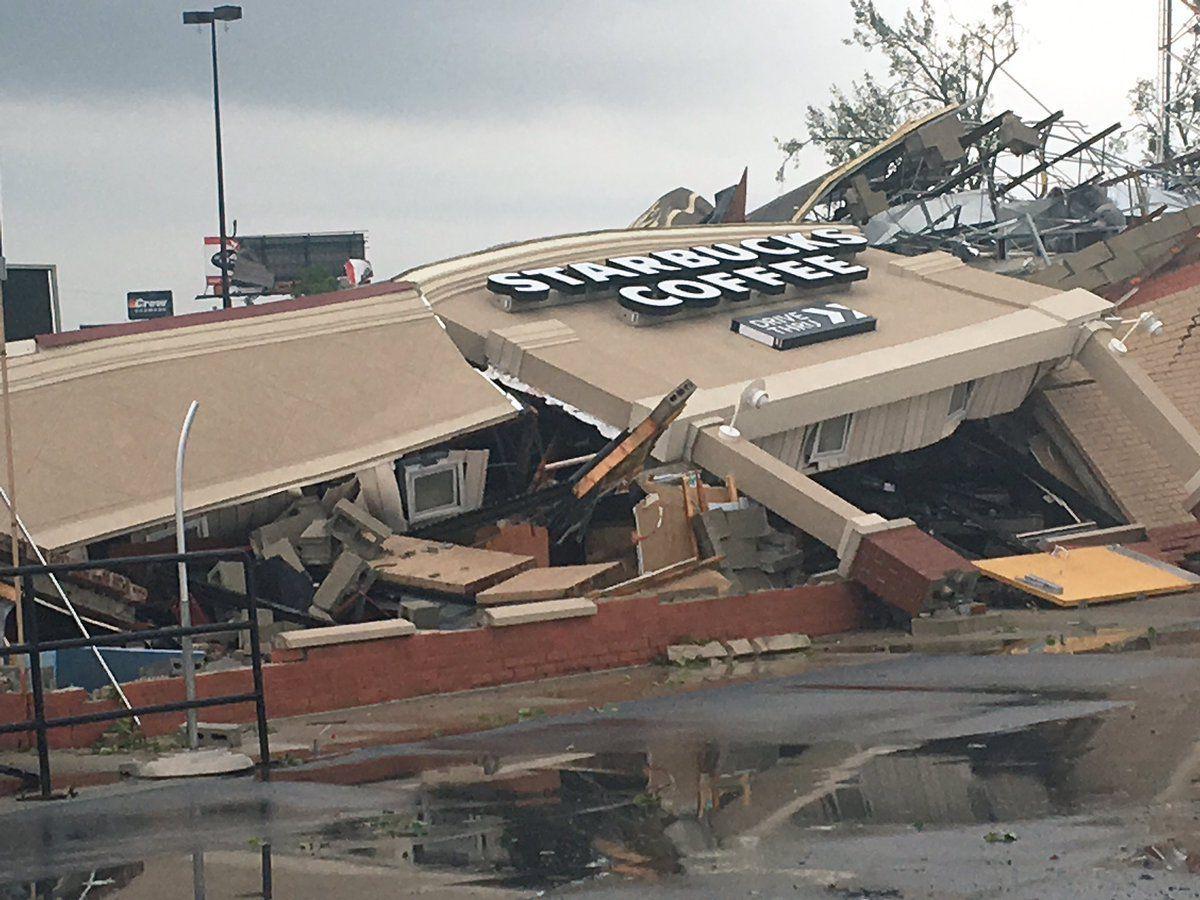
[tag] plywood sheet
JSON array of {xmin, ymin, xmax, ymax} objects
[
  {"xmin": 975, "ymin": 545, "xmax": 1200, "ymax": 607},
  {"xmin": 372, "ymin": 535, "xmax": 535, "ymax": 596},
  {"xmin": 476, "ymin": 562, "xmax": 621, "ymax": 606},
  {"xmin": 633, "ymin": 485, "xmax": 696, "ymax": 574}
]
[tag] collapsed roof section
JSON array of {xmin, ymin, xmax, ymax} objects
[
  {"xmin": 0, "ymin": 283, "xmax": 517, "ymax": 549},
  {"xmin": 636, "ymin": 104, "xmax": 1200, "ymax": 290}
]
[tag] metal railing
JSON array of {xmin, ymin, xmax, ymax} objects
[{"xmin": 0, "ymin": 549, "xmax": 271, "ymax": 798}]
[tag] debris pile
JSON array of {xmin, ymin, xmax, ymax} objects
[{"xmin": 2, "ymin": 378, "xmax": 833, "ymax": 695}]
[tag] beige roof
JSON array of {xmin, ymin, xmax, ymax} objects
[
  {"xmin": 403, "ymin": 223, "xmax": 1098, "ymax": 443},
  {"xmin": 1039, "ymin": 282, "xmax": 1200, "ymax": 529},
  {"xmin": 2, "ymin": 285, "xmax": 516, "ymax": 549}
]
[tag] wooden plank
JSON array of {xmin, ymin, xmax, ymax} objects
[
  {"xmin": 975, "ymin": 545, "xmax": 1199, "ymax": 607},
  {"xmin": 476, "ymin": 562, "xmax": 621, "ymax": 606},
  {"xmin": 371, "ymin": 535, "xmax": 535, "ymax": 597},
  {"xmin": 595, "ymin": 556, "xmax": 723, "ymax": 598}
]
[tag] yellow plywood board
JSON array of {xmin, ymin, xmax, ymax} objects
[{"xmin": 975, "ymin": 545, "xmax": 1199, "ymax": 607}]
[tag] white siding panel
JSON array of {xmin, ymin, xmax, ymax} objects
[{"xmin": 753, "ymin": 364, "xmax": 1040, "ymax": 473}]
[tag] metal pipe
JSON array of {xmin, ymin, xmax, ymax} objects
[
  {"xmin": 210, "ymin": 21, "xmax": 231, "ymax": 310},
  {"xmin": 176, "ymin": 400, "xmax": 200, "ymax": 749},
  {"xmin": 0, "ymin": 485, "xmax": 137, "ymax": 723}
]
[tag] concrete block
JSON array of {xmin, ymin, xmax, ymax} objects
[
  {"xmin": 311, "ymin": 551, "xmax": 376, "ymax": 613},
  {"xmin": 750, "ymin": 637, "xmax": 771, "ymax": 654},
  {"xmin": 483, "ymin": 597, "xmax": 597, "ymax": 627},
  {"xmin": 723, "ymin": 638, "xmax": 756, "ymax": 657},
  {"xmin": 844, "ymin": 174, "xmax": 889, "ymax": 223},
  {"xmin": 187, "ymin": 721, "xmax": 255, "ymax": 750},
  {"xmin": 699, "ymin": 508, "xmax": 732, "ymax": 541},
  {"xmin": 1141, "ymin": 211, "xmax": 1189, "ymax": 244},
  {"xmin": 235, "ymin": 609, "xmax": 274, "ymax": 653},
  {"xmin": 759, "ymin": 633, "xmax": 812, "ymax": 654},
  {"xmin": 756, "ymin": 547, "xmax": 806, "ymax": 574},
  {"xmin": 1099, "ymin": 253, "xmax": 1144, "ymax": 284},
  {"xmin": 1068, "ymin": 239, "xmax": 1114, "ymax": 271},
  {"xmin": 266, "ymin": 621, "xmax": 303, "ymax": 648},
  {"xmin": 207, "ymin": 560, "xmax": 247, "ymax": 594},
  {"xmin": 698, "ymin": 640, "xmax": 727, "ymax": 659},
  {"xmin": 1027, "ymin": 262, "xmax": 1071, "ymax": 286},
  {"xmin": 910, "ymin": 611, "xmax": 1005, "ymax": 638},
  {"xmin": 275, "ymin": 618, "xmax": 416, "ymax": 650},
  {"xmin": 251, "ymin": 496, "xmax": 324, "ymax": 555},
  {"xmin": 329, "ymin": 498, "xmax": 392, "ymax": 559},
  {"xmin": 400, "ymin": 599, "xmax": 441, "ymax": 629},
  {"xmin": 261, "ymin": 538, "xmax": 304, "ymax": 573},
  {"xmin": 321, "ymin": 478, "xmax": 359, "ymax": 513},
  {"xmin": 718, "ymin": 537, "xmax": 761, "ymax": 569},
  {"xmin": 997, "ymin": 112, "xmax": 1041, "ymax": 155},
  {"xmin": 726, "ymin": 505, "xmax": 770, "ymax": 540},
  {"xmin": 298, "ymin": 518, "xmax": 334, "ymax": 567},
  {"xmin": 667, "ymin": 644, "xmax": 703, "ymax": 663},
  {"xmin": 904, "ymin": 118, "xmax": 966, "ymax": 166}
]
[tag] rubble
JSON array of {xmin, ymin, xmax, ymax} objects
[
  {"xmin": 311, "ymin": 551, "xmax": 375, "ymax": 618},
  {"xmin": 371, "ymin": 536, "xmax": 534, "ymax": 596}
]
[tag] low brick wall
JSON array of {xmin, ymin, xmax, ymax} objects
[{"xmin": 0, "ymin": 581, "xmax": 870, "ymax": 750}]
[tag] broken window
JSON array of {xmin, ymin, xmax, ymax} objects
[
  {"xmin": 805, "ymin": 413, "xmax": 853, "ymax": 463},
  {"xmin": 948, "ymin": 380, "xmax": 975, "ymax": 418},
  {"xmin": 406, "ymin": 461, "xmax": 463, "ymax": 522}
]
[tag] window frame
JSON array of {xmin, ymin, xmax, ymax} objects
[
  {"xmin": 948, "ymin": 380, "xmax": 975, "ymax": 419},
  {"xmin": 805, "ymin": 412, "xmax": 853, "ymax": 464},
  {"xmin": 404, "ymin": 459, "xmax": 464, "ymax": 524}
]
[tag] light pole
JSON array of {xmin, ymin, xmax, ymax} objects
[{"xmin": 183, "ymin": 5, "xmax": 241, "ymax": 310}]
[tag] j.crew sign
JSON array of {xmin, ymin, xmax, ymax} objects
[{"xmin": 485, "ymin": 227, "xmax": 868, "ymax": 322}]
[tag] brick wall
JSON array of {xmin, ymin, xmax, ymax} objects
[
  {"xmin": 848, "ymin": 525, "xmax": 976, "ymax": 617},
  {"xmin": 0, "ymin": 582, "xmax": 870, "ymax": 750}
]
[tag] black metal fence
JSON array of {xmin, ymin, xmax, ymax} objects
[{"xmin": 0, "ymin": 549, "xmax": 271, "ymax": 798}]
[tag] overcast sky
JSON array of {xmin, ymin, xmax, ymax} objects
[{"xmin": 0, "ymin": 0, "xmax": 1157, "ymax": 328}]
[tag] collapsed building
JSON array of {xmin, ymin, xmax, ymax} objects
[{"xmin": 2, "ymin": 151, "xmax": 1200, "ymax": 732}]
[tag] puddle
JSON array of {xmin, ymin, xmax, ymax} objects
[
  {"xmin": 2, "ymin": 660, "xmax": 1193, "ymax": 897},
  {"xmin": 792, "ymin": 716, "xmax": 1102, "ymax": 828}
]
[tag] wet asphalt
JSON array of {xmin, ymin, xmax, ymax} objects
[{"xmin": 3, "ymin": 650, "xmax": 1200, "ymax": 898}]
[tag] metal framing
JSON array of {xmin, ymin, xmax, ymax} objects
[{"xmin": 0, "ymin": 548, "xmax": 271, "ymax": 798}]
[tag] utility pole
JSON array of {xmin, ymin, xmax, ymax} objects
[
  {"xmin": 1160, "ymin": 0, "xmax": 1175, "ymax": 164},
  {"xmin": 183, "ymin": 6, "xmax": 242, "ymax": 309},
  {"xmin": 0, "ymin": 170, "xmax": 22, "ymax": 662}
]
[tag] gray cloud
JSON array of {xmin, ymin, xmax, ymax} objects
[{"xmin": 0, "ymin": 0, "xmax": 1160, "ymax": 329}]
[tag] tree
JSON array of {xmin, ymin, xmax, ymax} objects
[
  {"xmin": 1129, "ymin": 32, "xmax": 1200, "ymax": 164},
  {"xmin": 777, "ymin": 0, "xmax": 1018, "ymax": 178},
  {"xmin": 291, "ymin": 265, "xmax": 339, "ymax": 297}
]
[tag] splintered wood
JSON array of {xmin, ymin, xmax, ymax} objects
[
  {"xmin": 476, "ymin": 562, "xmax": 621, "ymax": 606},
  {"xmin": 371, "ymin": 535, "xmax": 535, "ymax": 597}
]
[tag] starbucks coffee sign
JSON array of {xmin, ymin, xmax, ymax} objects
[{"xmin": 485, "ymin": 227, "xmax": 869, "ymax": 323}]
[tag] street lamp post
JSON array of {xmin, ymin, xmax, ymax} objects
[{"xmin": 183, "ymin": 5, "xmax": 241, "ymax": 310}]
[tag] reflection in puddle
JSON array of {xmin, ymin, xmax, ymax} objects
[
  {"xmin": 299, "ymin": 754, "xmax": 682, "ymax": 888},
  {"xmin": 0, "ymin": 712, "xmax": 1136, "ymax": 895},
  {"xmin": 0, "ymin": 862, "xmax": 144, "ymax": 899},
  {"xmin": 793, "ymin": 717, "xmax": 1101, "ymax": 827}
]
